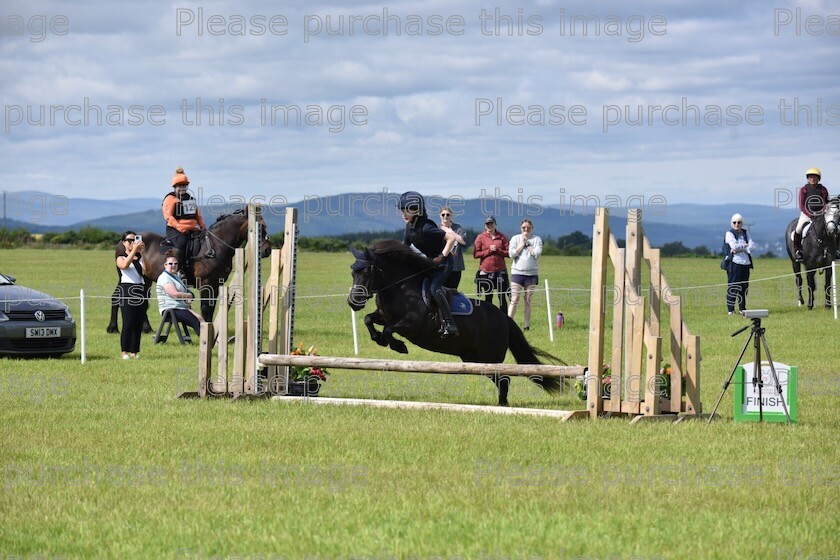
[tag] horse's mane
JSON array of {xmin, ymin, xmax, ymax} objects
[
  {"xmin": 369, "ymin": 239, "xmax": 434, "ymax": 271},
  {"xmin": 213, "ymin": 206, "xmax": 247, "ymax": 224}
]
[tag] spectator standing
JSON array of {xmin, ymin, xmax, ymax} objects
[{"xmin": 473, "ymin": 215, "xmax": 510, "ymax": 310}]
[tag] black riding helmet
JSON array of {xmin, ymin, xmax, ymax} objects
[{"xmin": 397, "ymin": 191, "xmax": 426, "ymax": 216}]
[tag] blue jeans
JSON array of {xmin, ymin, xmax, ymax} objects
[{"xmin": 423, "ymin": 259, "xmax": 452, "ymax": 295}]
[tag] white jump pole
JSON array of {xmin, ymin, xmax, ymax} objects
[
  {"xmin": 351, "ymin": 307, "xmax": 359, "ymax": 355},
  {"xmin": 79, "ymin": 289, "xmax": 86, "ymax": 364},
  {"xmin": 545, "ymin": 279, "xmax": 554, "ymax": 342},
  {"xmin": 833, "ymin": 260, "xmax": 837, "ymax": 320}
]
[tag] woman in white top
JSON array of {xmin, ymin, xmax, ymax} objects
[
  {"xmin": 156, "ymin": 250, "xmax": 202, "ymax": 336},
  {"xmin": 725, "ymin": 213, "xmax": 756, "ymax": 315},
  {"xmin": 508, "ymin": 219, "xmax": 542, "ymax": 330},
  {"xmin": 116, "ymin": 231, "xmax": 147, "ymax": 359}
]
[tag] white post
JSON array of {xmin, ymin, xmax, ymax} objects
[
  {"xmin": 833, "ymin": 260, "xmax": 837, "ymax": 320},
  {"xmin": 79, "ymin": 289, "xmax": 86, "ymax": 364},
  {"xmin": 545, "ymin": 279, "xmax": 554, "ymax": 342},
  {"xmin": 351, "ymin": 307, "xmax": 359, "ymax": 355}
]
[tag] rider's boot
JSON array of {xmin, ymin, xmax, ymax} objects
[
  {"xmin": 793, "ymin": 232, "xmax": 803, "ymax": 262},
  {"xmin": 433, "ymin": 289, "xmax": 459, "ymax": 338}
]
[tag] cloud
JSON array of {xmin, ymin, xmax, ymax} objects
[{"xmin": 1, "ymin": 0, "xmax": 839, "ymax": 205}]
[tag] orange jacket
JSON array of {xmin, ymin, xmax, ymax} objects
[{"xmin": 162, "ymin": 193, "xmax": 206, "ymax": 233}]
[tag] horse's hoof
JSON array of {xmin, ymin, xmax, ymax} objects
[
  {"xmin": 106, "ymin": 325, "xmax": 119, "ymax": 334},
  {"xmin": 498, "ymin": 400, "xmax": 509, "ymax": 407},
  {"xmin": 391, "ymin": 342, "xmax": 408, "ymax": 354}
]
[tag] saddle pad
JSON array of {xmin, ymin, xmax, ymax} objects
[
  {"xmin": 421, "ymin": 287, "xmax": 474, "ymax": 316},
  {"xmin": 449, "ymin": 292, "xmax": 474, "ymax": 316},
  {"xmin": 791, "ymin": 223, "xmax": 812, "ymax": 241}
]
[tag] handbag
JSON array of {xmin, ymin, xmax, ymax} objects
[{"xmin": 720, "ymin": 240, "xmax": 731, "ymax": 270}]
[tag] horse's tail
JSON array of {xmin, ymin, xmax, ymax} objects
[{"xmin": 506, "ymin": 316, "xmax": 566, "ymax": 395}]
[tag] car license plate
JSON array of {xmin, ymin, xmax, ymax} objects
[{"xmin": 26, "ymin": 327, "xmax": 60, "ymax": 338}]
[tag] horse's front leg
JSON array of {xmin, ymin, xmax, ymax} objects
[
  {"xmin": 794, "ymin": 265, "xmax": 804, "ymax": 306},
  {"xmin": 364, "ymin": 310, "xmax": 390, "ymax": 347},
  {"xmin": 825, "ymin": 267, "xmax": 833, "ymax": 308},
  {"xmin": 199, "ymin": 284, "xmax": 217, "ymax": 323},
  {"xmin": 106, "ymin": 286, "xmax": 120, "ymax": 333},
  {"xmin": 807, "ymin": 272, "xmax": 816, "ymax": 310},
  {"xmin": 364, "ymin": 311, "xmax": 410, "ymax": 354}
]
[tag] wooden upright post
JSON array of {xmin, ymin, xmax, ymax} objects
[
  {"xmin": 278, "ymin": 207, "xmax": 298, "ymax": 394},
  {"xmin": 587, "ymin": 208, "xmax": 610, "ymax": 418}
]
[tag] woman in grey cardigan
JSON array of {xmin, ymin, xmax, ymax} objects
[{"xmin": 508, "ymin": 219, "xmax": 542, "ymax": 330}]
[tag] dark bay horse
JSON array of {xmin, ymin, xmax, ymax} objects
[
  {"xmin": 107, "ymin": 208, "xmax": 271, "ymax": 327},
  {"xmin": 785, "ymin": 196, "xmax": 840, "ymax": 309},
  {"xmin": 347, "ymin": 240, "xmax": 565, "ymax": 406}
]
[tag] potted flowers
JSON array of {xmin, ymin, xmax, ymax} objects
[
  {"xmin": 574, "ymin": 364, "xmax": 611, "ymax": 401},
  {"xmin": 287, "ymin": 343, "xmax": 329, "ymax": 396}
]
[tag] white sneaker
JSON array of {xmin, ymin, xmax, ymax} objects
[{"xmin": 122, "ymin": 353, "xmax": 130, "ymax": 360}]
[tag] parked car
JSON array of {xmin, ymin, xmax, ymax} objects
[{"xmin": 0, "ymin": 274, "xmax": 76, "ymax": 357}]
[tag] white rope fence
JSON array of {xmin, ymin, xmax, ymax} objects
[{"xmin": 6, "ymin": 262, "xmax": 835, "ymax": 366}]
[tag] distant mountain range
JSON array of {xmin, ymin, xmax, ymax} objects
[{"xmin": 1, "ymin": 190, "xmax": 798, "ymax": 255}]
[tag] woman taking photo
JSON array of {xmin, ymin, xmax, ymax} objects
[{"xmin": 116, "ymin": 231, "xmax": 147, "ymax": 359}]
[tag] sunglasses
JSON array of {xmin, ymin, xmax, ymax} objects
[
  {"xmin": 124, "ymin": 238, "xmax": 136, "ymax": 242},
  {"xmin": 440, "ymin": 213, "xmax": 451, "ymax": 218},
  {"xmin": 732, "ymin": 221, "xmax": 742, "ymax": 225},
  {"xmin": 165, "ymin": 262, "xmax": 179, "ymax": 266}
]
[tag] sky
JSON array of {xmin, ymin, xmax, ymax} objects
[{"xmin": 1, "ymin": 0, "xmax": 838, "ymax": 217}]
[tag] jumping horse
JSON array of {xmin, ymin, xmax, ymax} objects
[
  {"xmin": 347, "ymin": 240, "xmax": 565, "ymax": 406},
  {"xmin": 785, "ymin": 195, "xmax": 840, "ymax": 309},
  {"xmin": 107, "ymin": 207, "xmax": 272, "ymax": 329}
]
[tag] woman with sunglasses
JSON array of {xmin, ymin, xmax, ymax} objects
[
  {"xmin": 725, "ymin": 213, "xmax": 755, "ymax": 315},
  {"xmin": 438, "ymin": 206, "xmax": 468, "ymax": 289},
  {"xmin": 508, "ymin": 219, "xmax": 542, "ymax": 330},
  {"xmin": 156, "ymin": 250, "xmax": 203, "ymax": 336},
  {"xmin": 116, "ymin": 231, "xmax": 147, "ymax": 359}
]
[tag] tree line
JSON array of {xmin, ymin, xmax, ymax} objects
[{"xmin": 2, "ymin": 225, "xmax": 754, "ymax": 257}]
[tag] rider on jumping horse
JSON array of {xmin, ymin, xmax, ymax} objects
[
  {"xmin": 794, "ymin": 167, "xmax": 830, "ymax": 262},
  {"xmin": 162, "ymin": 167, "xmax": 206, "ymax": 279},
  {"xmin": 398, "ymin": 191, "xmax": 463, "ymax": 338}
]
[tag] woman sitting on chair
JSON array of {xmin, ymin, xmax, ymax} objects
[{"xmin": 156, "ymin": 250, "xmax": 203, "ymax": 337}]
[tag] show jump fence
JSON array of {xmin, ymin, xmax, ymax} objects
[{"xmin": 184, "ymin": 205, "xmax": 702, "ymax": 422}]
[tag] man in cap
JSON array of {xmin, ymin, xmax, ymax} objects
[
  {"xmin": 162, "ymin": 166, "xmax": 206, "ymax": 278},
  {"xmin": 473, "ymin": 215, "xmax": 510, "ymax": 310},
  {"xmin": 398, "ymin": 191, "xmax": 463, "ymax": 338},
  {"xmin": 793, "ymin": 167, "xmax": 829, "ymax": 262}
]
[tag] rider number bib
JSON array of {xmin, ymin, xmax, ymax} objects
[{"xmin": 180, "ymin": 199, "xmax": 197, "ymax": 214}]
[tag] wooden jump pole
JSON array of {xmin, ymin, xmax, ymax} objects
[{"xmin": 258, "ymin": 354, "xmax": 585, "ymax": 378}]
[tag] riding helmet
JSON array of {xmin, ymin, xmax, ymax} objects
[{"xmin": 397, "ymin": 191, "xmax": 426, "ymax": 215}]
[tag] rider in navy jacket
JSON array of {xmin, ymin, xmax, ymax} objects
[{"xmin": 398, "ymin": 191, "xmax": 463, "ymax": 338}]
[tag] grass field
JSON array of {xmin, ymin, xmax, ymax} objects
[{"xmin": 1, "ymin": 248, "xmax": 838, "ymax": 560}]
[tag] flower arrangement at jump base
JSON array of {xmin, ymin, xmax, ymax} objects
[
  {"xmin": 574, "ymin": 364, "xmax": 611, "ymax": 401},
  {"xmin": 288, "ymin": 343, "xmax": 330, "ymax": 396}
]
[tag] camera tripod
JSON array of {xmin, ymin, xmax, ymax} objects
[{"xmin": 708, "ymin": 316, "xmax": 792, "ymax": 424}]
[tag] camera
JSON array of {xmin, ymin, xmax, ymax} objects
[
  {"xmin": 135, "ymin": 234, "xmax": 142, "ymax": 242},
  {"xmin": 741, "ymin": 309, "xmax": 769, "ymax": 319}
]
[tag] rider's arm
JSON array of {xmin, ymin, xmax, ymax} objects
[
  {"xmin": 799, "ymin": 186, "xmax": 811, "ymax": 217},
  {"xmin": 162, "ymin": 196, "xmax": 184, "ymax": 231},
  {"xmin": 195, "ymin": 208, "xmax": 207, "ymax": 230}
]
